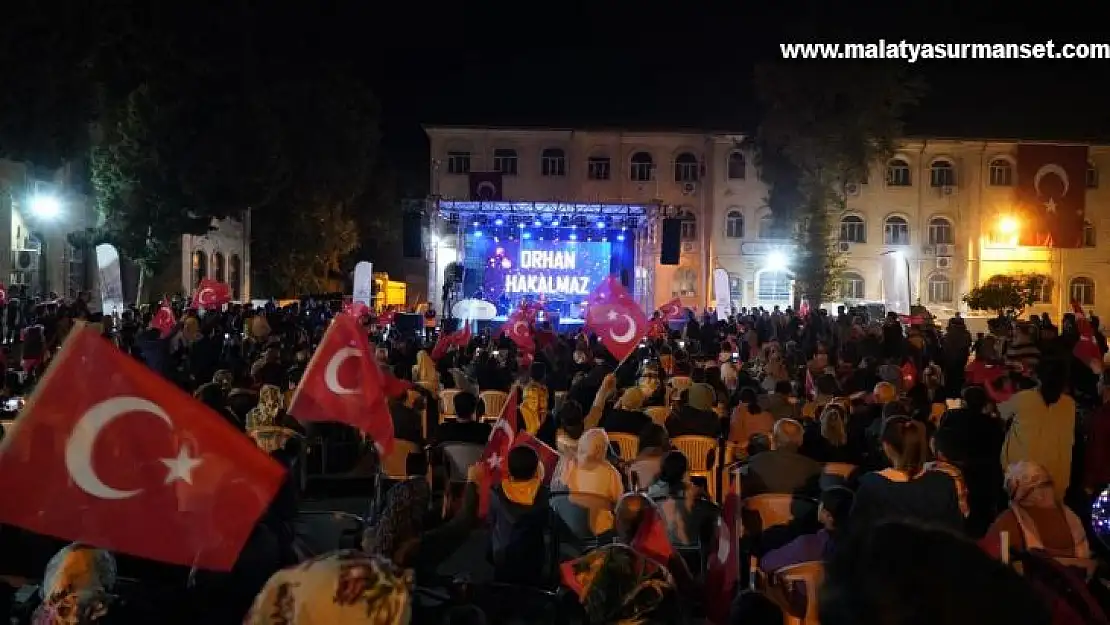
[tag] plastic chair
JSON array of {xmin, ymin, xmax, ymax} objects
[
  {"xmin": 741, "ymin": 494, "xmax": 818, "ymax": 537},
  {"xmin": 480, "ymin": 390, "xmax": 509, "ymax": 422},
  {"xmin": 822, "ymin": 462, "xmax": 857, "ymax": 480},
  {"xmin": 439, "ymin": 442, "xmax": 485, "ymax": 482},
  {"xmin": 671, "ymin": 435, "xmax": 719, "ymax": 501},
  {"xmin": 643, "ymin": 406, "xmax": 670, "ymax": 426},
  {"xmin": 669, "ymin": 376, "xmax": 693, "ymax": 392},
  {"xmin": 381, "ymin": 439, "xmax": 421, "ymax": 479},
  {"xmin": 608, "ymin": 433, "xmax": 639, "ymax": 461},
  {"xmin": 291, "ymin": 511, "xmax": 366, "ymax": 560},
  {"xmin": 774, "ymin": 561, "xmax": 824, "ymax": 625},
  {"xmin": 248, "ymin": 425, "xmax": 304, "ymax": 455},
  {"xmin": 440, "ymin": 389, "xmax": 461, "ymax": 419},
  {"xmin": 549, "ymin": 491, "xmax": 616, "ymax": 558}
]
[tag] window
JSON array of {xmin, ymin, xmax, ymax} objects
[
  {"xmin": 1033, "ymin": 278, "xmax": 1053, "ymax": 304},
  {"xmin": 212, "ymin": 252, "xmax": 225, "ymax": 282},
  {"xmin": 727, "ymin": 151, "xmax": 746, "ymax": 180},
  {"xmin": 229, "ymin": 254, "xmax": 242, "ymax": 299},
  {"xmin": 1070, "ymin": 276, "xmax": 1096, "ymax": 306},
  {"xmin": 839, "ymin": 215, "xmax": 866, "ymax": 243},
  {"xmin": 541, "ymin": 148, "xmax": 566, "ymax": 177},
  {"xmin": 726, "ymin": 210, "xmax": 744, "ymax": 238},
  {"xmin": 493, "ymin": 148, "xmax": 518, "ymax": 175},
  {"xmin": 886, "ymin": 158, "xmax": 911, "ymax": 186},
  {"xmin": 679, "ymin": 210, "xmax": 696, "ymax": 241},
  {"xmin": 1088, "ymin": 162, "xmax": 1099, "ymax": 189},
  {"xmin": 446, "ymin": 151, "xmax": 471, "ymax": 175},
  {"xmin": 192, "ymin": 250, "xmax": 208, "ymax": 284},
  {"xmin": 758, "ymin": 214, "xmax": 775, "ymax": 239},
  {"xmin": 989, "ymin": 159, "xmax": 1013, "ymax": 186},
  {"xmin": 928, "ymin": 274, "xmax": 953, "ymax": 303},
  {"xmin": 587, "ymin": 156, "xmax": 611, "ymax": 180},
  {"xmin": 1084, "ymin": 221, "xmax": 1097, "ymax": 247},
  {"xmin": 757, "ymin": 271, "xmax": 792, "ymax": 302},
  {"xmin": 674, "ymin": 267, "xmax": 697, "ymax": 298},
  {"xmin": 630, "ymin": 152, "xmax": 654, "ymax": 182},
  {"xmin": 928, "ymin": 217, "xmax": 954, "ymax": 245},
  {"xmin": 884, "ymin": 216, "xmax": 910, "ymax": 245},
  {"xmin": 930, "ymin": 160, "xmax": 955, "ymax": 187},
  {"xmin": 674, "ymin": 152, "xmax": 699, "ymax": 182},
  {"xmin": 840, "ymin": 272, "xmax": 865, "ymax": 300}
]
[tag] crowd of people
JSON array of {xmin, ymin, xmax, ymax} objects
[{"xmin": 1, "ymin": 295, "xmax": 1109, "ymax": 624}]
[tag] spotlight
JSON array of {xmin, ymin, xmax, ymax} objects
[
  {"xmin": 569, "ymin": 233, "xmax": 577, "ymax": 241},
  {"xmin": 596, "ymin": 221, "xmax": 605, "ymax": 229},
  {"xmin": 494, "ymin": 218, "xmax": 504, "ymax": 226},
  {"xmin": 570, "ymin": 224, "xmax": 578, "ymax": 229},
  {"xmin": 533, "ymin": 219, "xmax": 542, "ymax": 226},
  {"xmin": 617, "ymin": 234, "xmax": 625, "ymax": 241},
  {"xmin": 474, "ymin": 230, "xmax": 483, "ymax": 238},
  {"xmin": 523, "ymin": 231, "xmax": 532, "ymax": 239},
  {"xmin": 472, "ymin": 221, "xmax": 479, "ymax": 227},
  {"xmin": 551, "ymin": 220, "xmax": 559, "ymax": 227},
  {"xmin": 517, "ymin": 222, "xmax": 525, "ymax": 229}
]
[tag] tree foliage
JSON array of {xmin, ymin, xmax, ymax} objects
[
  {"xmin": 749, "ymin": 63, "xmax": 923, "ymax": 306},
  {"xmin": 963, "ymin": 274, "xmax": 1049, "ymax": 317}
]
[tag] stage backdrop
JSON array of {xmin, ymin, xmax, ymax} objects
[{"xmin": 464, "ymin": 238, "xmax": 616, "ymax": 304}]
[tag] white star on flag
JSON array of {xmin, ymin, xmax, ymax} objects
[
  {"xmin": 486, "ymin": 453, "xmax": 502, "ymax": 470},
  {"xmin": 1045, "ymin": 198, "xmax": 1057, "ymax": 213},
  {"xmin": 607, "ymin": 310, "xmax": 618, "ymax": 321},
  {"xmin": 160, "ymin": 446, "xmax": 203, "ymax": 485}
]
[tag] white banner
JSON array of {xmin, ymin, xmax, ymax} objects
[
  {"xmin": 713, "ymin": 268, "xmax": 731, "ymax": 320},
  {"xmin": 881, "ymin": 253, "xmax": 911, "ymax": 315},
  {"xmin": 95, "ymin": 243, "xmax": 124, "ymax": 316},
  {"xmin": 353, "ymin": 261, "xmax": 373, "ymax": 307}
]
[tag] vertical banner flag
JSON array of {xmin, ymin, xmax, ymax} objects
[
  {"xmin": 353, "ymin": 261, "xmax": 373, "ymax": 308},
  {"xmin": 880, "ymin": 253, "xmax": 910, "ymax": 316},
  {"xmin": 713, "ymin": 268, "xmax": 731, "ymax": 320},
  {"xmin": 1016, "ymin": 143, "xmax": 1088, "ymax": 248},
  {"xmin": 95, "ymin": 244, "xmax": 124, "ymax": 317}
]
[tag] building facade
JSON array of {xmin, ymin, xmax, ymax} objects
[
  {"xmin": 426, "ymin": 126, "xmax": 1110, "ymax": 321},
  {"xmin": 182, "ymin": 217, "xmax": 251, "ymax": 301}
]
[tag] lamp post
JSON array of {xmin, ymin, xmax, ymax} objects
[{"xmin": 27, "ymin": 192, "xmax": 64, "ymax": 296}]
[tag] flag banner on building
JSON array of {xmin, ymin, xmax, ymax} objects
[
  {"xmin": 468, "ymin": 172, "xmax": 504, "ymax": 202},
  {"xmin": 1016, "ymin": 143, "xmax": 1088, "ymax": 248},
  {"xmin": 95, "ymin": 244, "xmax": 124, "ymax": 316},
  {"xmin": 353, "ymin": 261, "xmax": 373, "ymax": 308},
  {"xmin": 713, "ymin": 268, "xmax": 731, "ymax": 320}
]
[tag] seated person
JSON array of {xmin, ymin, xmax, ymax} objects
[
  {"xmin": 760, "ymin": 486, "xmax": 854, "ymax": 573},
  {"xmin": 552, "ymin": 428, "xmax": 624, "ymax": 534},
  {"xmin": 742, "ymin": 419, "xmax": 822, "ymax": 498},
  {"xmin": 599, "ymin": 387, "xmax": 652, "ymax": 435},
  {"xmin": 664, "ymin": 384, "xmax": 722, "ymax": 439},
  {"xmin": 489, "ymin": 446, "xmax": 551, "ymax": 585},
  {"xmin": 433, "ymin": 391, "xmax": 491, "ymax": 445},
  {"xmin": 645, "ymin": 451, "xmax": 718, "ymax": 548},
  {"xmin": 629, "ymin": 423, "xmax": 670, "ymax": 489},
  {"xmin": 389, "ymin": 389, "xmax": 427, "ymax": 446}
]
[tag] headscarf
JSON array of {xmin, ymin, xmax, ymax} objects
[
  {"xmin": 363, "ymin": 478, "xmax": 431, "ymax": 564},
  {"xmin": 33, "ymin": 543, "xmax": 116, "ymax": 625},
  {"xmin": 616, "ymin": 387, "xmax": 645, "ymax": 411},
  {"xmin": 686, "ymin": 383, "xmax": 715, "ymax": 412},
  {"xmin": 414, "ymin": 350, "xmax": 437, "ymax": 386},
  {"xmin": 1005, "ymin": 461, "xmax": 1057, "ymax": 508},
  {"xmin": 577, "ymin": 428, "xmax": 611, "ymax": 468},
  {"xmin": 212, "ymin": 369, "xmax": 234, "ymax": 392},
  {"xmin": 562, "ymin": 544, "xmax": 678, "ymax": 625},
  {"xmin": 246, "ymin": 384, "xmax": 284, "ymax": 429},
  {"xmin": 244, "ymin": 550, "xmax": 413, "ymax": 625},
  {"xmin": 873, "ymin": 381, "xmax": 897, "ymax": 405}
]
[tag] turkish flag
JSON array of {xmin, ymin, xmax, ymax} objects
[
  {"xmin": 476, "ymin": 387, "xmax": 520, "ymax": 517},
  {"xmin": 0, "ymin": 326, "xmax": 284, "ymax": 570},
  {"xmin": 150, "ymin": 298, "xmax": 176, "ymax": 338},
  {"xmin": 657, "ymin": 297, "xmax": 685, "ymax": 321},
  {"xmin": 468, "ymin": 172, "xmax": 504, "ymax": 202},
  {"xmin": 343, "ymin": 299, "xmax": 369, "ymax": 319},
  {"xmin": 501, "ymin": 309, "xmax": 534, "ymax": 353},
  {"xmin": 1072, "ymin": 300, "xmax": 1103, "ymax": 373},
  {"xmin": 705, "ymin": 493, "xmax": 740, "ymax": 625},
  {"xmin": 287, "ymin": 314, "xmax": 396, "ymax": 454},
  {"xmin": 193, "ymin": 278, "xmax": 232, "ymax": 310},
  {"xmin": 1016, "ymin": 144, "xmax": 1088, "ymax": 248},
  {"xmin": 585, "ymin": 276, "xmax": 648, "ymax": 362},
  {"xmin": 630, "ymin": 500, "xmax": 675, "ymax": 564},
  {"xmin": 430, "ymin": 325, "xmax": 472, "ymax": 361}
]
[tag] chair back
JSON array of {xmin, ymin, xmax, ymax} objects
[
  {"xmin": 440, "ymin": 389, "xmax": 461, "ymax": 418},
  {"xmin": 440, "ymin": 442, "xmax": 485, "ymax": 482},
  {"xmin": 381, "ymin": 439, "xmax": 420, "ymax": 479},
  {"xmin": 643, "ymin": 406, "xmax": 669, "ymax": 426},
  {"xmin": 671, "ymin": 435, "xmax": 719, "ymax": 501},
  {"xmin": 291, "ymin": 511, "xmax": 366, "ymax": 560},
  {"xmin": 776, "ymin": 560, "xmax": 825, "ymax": 625},
  {"xmin": 823, "ymin": 462, "xmax": 857, "ymax": 479},
  {"xmin": 480, "ymin": 390, "xmax": 509, "ymax": 421},
  {"xmin": 549, "ymin": 491, "xmax": 615, "ymax": 543},
  {"xmin": 669, "ymin": 376, "xmax": 693, "ymax": 392},
  {"xmin": 418, "ymin": 380, "xmax": 439, "ymax": 396},
  {"xmin": 741, "ymin": 494, "xmax": 818, "ymax": 538},
  {"xmin": 608, "ymin": 433, "xmax": 639, "ymax": 461}
]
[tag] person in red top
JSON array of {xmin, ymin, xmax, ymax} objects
[{"xmin": 1083, "ymin": 372, "xmax": 1110, "ymax": 495}]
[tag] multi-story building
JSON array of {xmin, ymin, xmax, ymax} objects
[{"xmin": 426, "ymin": 126, "xmax": 1110, "ymax": 321}]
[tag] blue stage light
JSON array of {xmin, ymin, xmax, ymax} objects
[
  {"xmin": 570, "ymin": 224, "xmax": 578, "ymax": 229},
  {"xmin": 494, "ymin": 218, "xmax": 504, "ymax": 226},
  {"xmin": 596, "ymin": 221, "xmax": 605, "ymax": 229},
  {"xmin": 522, "ymin": 231, "xmax": 532, "ymax": 239},
  {"xmin": 474, "ymin": 230, "xmax": 483, "ymax": 238},
  {"xmin": 569, "ymin": 233, "xmax": 577, "ymax": 241},
  {"xmin": 617, "ymin": 234, "xmax": 625, "ymax": 241},
  {"xmin": 517, "ymin": 222, "xmax": 525, "ymax": 228},
  {"xmin": 533, "ymin": 219, "xmax": 542, "ymax": 226},
  {"xmin": 551, "ymin": 220, "xmax": 559, "ymax": 227},
  {"xmin": 472, "ymin": 221, "xmax": 480, "ymax": 227}
]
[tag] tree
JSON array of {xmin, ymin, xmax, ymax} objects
[
  {"xmin": 963, "ymin": 274, "xmax": 1049, "ymax": 317},
  {"xmin": 749, "ymin": 63, "xmax": 923, "ymax": 306}
]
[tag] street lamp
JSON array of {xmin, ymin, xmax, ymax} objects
[
  {"xmin": 766, "ymin": 250, "xmax": 788, "ymax": 272},
  {"xmin": 999, "ymin": 216, "xmax": 1019, "ymax": 235},
  {"xmin": 30, "ymin": 194, "xmax": 61, "ymax": 220}
]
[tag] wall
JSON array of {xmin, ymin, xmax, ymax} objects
[{"xmin": 180, "ymin": 217, "xmax": 250, "ymax": 300}]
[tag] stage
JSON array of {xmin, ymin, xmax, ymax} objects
[{"xmin": 470, "ymin": 315, "xmax": 585, "ymax": 334}]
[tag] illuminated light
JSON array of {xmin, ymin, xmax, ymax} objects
[
  {"xmin": 569, "ymin": 233, "xmax": 577, "ymax": 241},
  {"xmin": 518, "ymin": 222, "xmax": 525, "ymax": 229},
  {"xmin": 621, "ymin": 226, "xmax": 627, "ymax": 231},
  {"xmin": 596, "ymin": 221, "xmax": 606, "ymax": 229},
  {"xmin": 570, "ymin": 224, "xmax": 578, "ymax": 229},
  {"xmin": 766, "ymin": 250, "xmax": 788, "ymax": 271},
  {"xmin": 474, "ymin": 230, "xmax": 483, "ymax": 238},
  {"xmin": 617, "ymin": 234, "xmax": 625, "ymax": 242},
  {"xmin": 999, "ymin": 216, "xmax": 1019, "ymax": 235},
  {"xmin": 494, "ymin": 218, "xmax": 504, "ymax": 226},
  {"xmin": 551, "ymin": 220, "xmax": 559, "ymax": 227},
  {"xmin": 472, "ymin": 221, "xmax": 480, "ymax": 227},
  {"xmin": 493, "ymin": 236, "xmax": 500, "ymax": 243},
  {"xmin": 31, "ymin": 194, "xmax": 61, "ymax": 219},
  {"xmin": 893, "ymin": 250, "xmax": 904, "ymax": 262},
  {"xmin": 495, "ymin": 247, "xmax": 504, "ymax": 255},
  {"xmin": 534, "ymin": 219, "xmax": 542, "ymax": 226},
  {"xmin": 523, "ymin": 231, "xmax": 532, "ymax": 239},
  {"xmin": 602, "ymin": 237, "xmax": 608, "ymax": 242}
]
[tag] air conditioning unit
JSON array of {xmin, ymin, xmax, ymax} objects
[
  {"xmin": 838, "ymin": 241, "xmax": 851, "ymax": 253},
  {"xmin": 922, "ymin": 245, "xmax": 936, "ymax": 255},
  {"xmin": 13, "ymin": 249, "xmax": 38, "ymax": 271},
  {"xmin": 936, "ymin": 256, "xmax": 953, "ymax": 270},
  {"xmin": 935, "ymin": 244, "xmax": 955, "ymax": 256},
  {"xmin": 681, "ymin": 241, "xmax": 696, "ymax": 253},
  {"xmin": 844, "ymin": 182, "xmax": 861, "ymax": 196},
  {"xmin": 681, "ymin": 182, "xmax": 697, "ymax": 195},
  {"xmin": 941, "ymin": 185, "xmax": 955, "ymax": 195}
]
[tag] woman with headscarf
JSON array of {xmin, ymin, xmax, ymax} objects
[
  {"xmin": 363, "ymin": 477, "xmax": 432, "ymax": 565},
  {"xmin": 412, "ymin": 350, "xmax": 438, "ymax": 390},
  {"xmin": 246, "ymin": 384, "xmax": 304, "ymax": 453},
  {"xmin": 33, "ymin": 543, "xmax": 116, "ymax": 625},
  {"xmin": 981, "ymin": 461, "xmax": 1092, "ymax": 573},
  {"xmin": 999, "ymin": 358, "xmax": 1076, "ymax": 499},
  {"xmin": 552, "ymin": 428, "xmax": 624, "ymax": 534},
  {"xmin": 243, "ymin": 550, "xmax": 413, "ymax": 625}
]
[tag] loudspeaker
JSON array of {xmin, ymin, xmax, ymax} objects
[
  {"xmin": 441, "ymin": 317, "xmax": 460, "ymax": 334},
  {"xmin": 402, "ymin": 213, "xmax": 423, "ymax": 258},
  {"xmin": 660, "ymin": 218, "xmax": 681, "ymax": 265},
  {"xmin": 620, "ymin": 268, "xmax": 630, "ymax": 288},
  {"xmin": 393, "ymin": 312, "xmax": 422, "ymax": 335}
]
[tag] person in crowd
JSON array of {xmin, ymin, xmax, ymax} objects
[
  {"xmin": 246, "ymin": 383, "xmax": 305, "ymax": 453},
  {"xmin": 520, "ymin": 361, "xmax": 550, "ymax": 434},
  {"xmin": 852, "ymin": 416, "xmax": 964, "ymax": 532},
  {"xmin": 433, "ymin": 391, "xmax": 490, "ymax": 445},
  {"xmin": 728, "ymin": 387, "xmax": 774, "ymax": 449},
  {"xmin": 629, "ymin": 423, "xmax": 669, "ymax": 489},
  {"xmin": 33, "ymin": 543, "xmax": 117, "ymax": 625},
  {"xmin": 926, "ymin": 422, "xmax": 972, "ymax": 520},
  {"xmin": 488, "ymin": 446, "xmax": 551, "ymax": 585},
  {"xmin": 742, "ymin": 418, "xmax": 822, "ymax": 498},
  {"xmin": 389, "ymin": 388, "xmax": 427, "ymax": 447},
  {"xmin": 762, "ymin": 379, "xmax": 798, "ymax": 421},
  {"xmin": 1084, "ymin": 370, "xmax": 1110, "ymax": 496},
  {"xmin": 802, "ymin": 402, "xmax": 855, "ymax": 463},
  {"xmin": 194, "ymin": 381, "xmax": 244, "ymax": 431},
  {"xmin": 599, "ymin": 386, "xmax": 651, "ymax": 435},
  {"xmin": 664, "ymin": 384, "xmax": 720, "ymax": 439},
  {"xmin": 413, "ymin": 349, "xmax": 438, "ymax": 389},
  {"xmin": 760, "ymin": 486, "xmax": 854, "ymax": 573},
  {"xmin": 999, "ymin": 358, "xmax": 1076, "ymax": 500},
  {"xmin": 553, "ymin": 428, "xmax": 624, "ymax": 534},
  {"xmin": 645, "ymin": 450, "xmax": 718, "ymax": 548}
]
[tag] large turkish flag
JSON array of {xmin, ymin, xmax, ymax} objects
[
  {"xmin": 1016, "ymin": 143, "xmax": 1088, "ymax": 248},
  {"xmin": 0, "ymin": 326, "xmax": 284, "ymax": 570}
]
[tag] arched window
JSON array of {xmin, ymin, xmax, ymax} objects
[
  {"xmin": 886, "ymin": 158, "xmax": 911, "ymax": 186},
  {"xmin": 726, "ymin": 151, "xmax": 746, "ymax": 180},
  {"xmin": 1070, "ymin": 276, "xmax": 1096, "ymax": 306},
  {"xmin": 757, "ymin": 270, "xmax": 792, "ymax": 303},
  {"xmin": 192, "ymin": 250, "xmax": 208, "ymax": 284},
  {"xmin": 587, "ymin": 154, "xmax": 610, "ymax": 180},
  {"xmin": 884, "ymin": 216, "xmax": 910, "ymax": 245},
  {"xmin": 679, "ymin": 209, "xmax": 696, "ymax": 241},
  {"xmin": 1087, "ymin": 162, "xmax": 1099, "ymax": 189},
  {"xmin": 493, "ymin": 148, "xmax": 518, "ymax": 175},
  {"xmin": 930, "ymin": 159, "xmax": 955, "ymax": 187},
  {"xmin": 674, "ymin": 152, "xmax": 699, "ymax": 182},
  {"xmin": 541, "ymin": 148, "xmax": 566, "ymax": 176},
  {"xmin": 989, "ymin": 158, "xmax": 1013, "ymax": 186},
  {"xmin": 726, "ymin": 210, "xmax": 744, "ymax": 238},
  {"xmin": 212, "ymin": 252, "xmax": 225, "ymax": 282},
  {"xmin": 758, "ymin": 214, "xmax": 775, "ymax": 239},
  {"xmin": 928, "ymin": 274, "xmax": 953, "ymax": 303},
  {"xmin": 928, "ymin": 217, "xmax": 954, "ymax": 245},
  {"xmin": 839, "ymin": 215, "xmax": 866, "ymax": 243},
  {"xmin": 1033, "ymin": 277, "xmax": 1053, "ymax": 304},
  {"xmin": 630, "ymin": 152, "xmax": 654, "ymax": 182},
  {"xmin": 1084, "ymin": 220, "xmax": 1097, "ymax": 248},
  {"xmin": 840, "ymin": 271, "xmax": 865, "ymax": 300},
  {"xmin": 229, "ymin": 254, "xmax": 242, "ymax": 299},
  {"xmin": 674, "ymin": 267, "xmax": 697, "ymax": 298}
]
